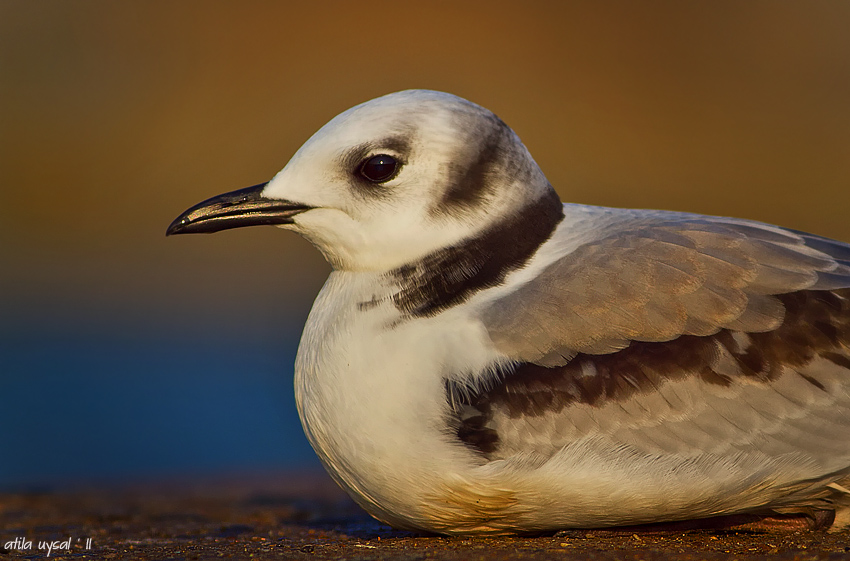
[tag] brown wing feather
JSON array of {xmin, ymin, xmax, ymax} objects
[{"xmin": 457, "ymin": 289, "xmax": 850, "ymax": 461}]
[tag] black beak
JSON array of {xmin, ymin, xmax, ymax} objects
[{"xmin": 166, "ymin": 183, "xmax": 312, "ymax": 236}]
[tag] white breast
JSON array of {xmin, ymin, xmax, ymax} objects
[{"xmin": 293, "ymin": 270, "xmax": 504, "ymax": 529}]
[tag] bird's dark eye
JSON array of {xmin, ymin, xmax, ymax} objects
[{"xmin": 359, "ymin": 154, "xmax": 399, "ymax": 183}]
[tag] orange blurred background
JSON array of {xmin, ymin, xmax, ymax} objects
[{"xmin": 2, "ymin": 1, "xmax": 849, "ymax": 487}]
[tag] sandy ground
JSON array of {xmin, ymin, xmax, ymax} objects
[{"xmin": 2, "ymin": 472, "xmax": 850, "ymax": 560}]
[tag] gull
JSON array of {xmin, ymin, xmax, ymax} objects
[{"xmin": 167, "ymin": 90, "xmax": 850, "ymax": 535}]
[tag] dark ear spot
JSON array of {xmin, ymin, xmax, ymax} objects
[{"xmin": 437, "ymin": 115, "xmax": 518, "ymax": 215}]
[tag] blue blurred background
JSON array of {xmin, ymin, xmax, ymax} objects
[{"xmin": 1, "ymin": 1, "xmax": 849, "ymax": 490}]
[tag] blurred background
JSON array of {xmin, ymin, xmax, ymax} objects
[{"xmin": 1, "ymin": 1, "xmax": 849, "ymax": 490}]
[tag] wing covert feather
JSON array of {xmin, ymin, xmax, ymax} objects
[
  {"xmin": 454, "ymin": 290, "xmax": 850, "ymax": 483},
  {"xmin": 482, "ymin": 215, "xmax": 850, "ymax": 365}
]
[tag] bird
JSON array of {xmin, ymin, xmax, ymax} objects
[{"xmin": 167, "ymin": 89, "xmax": 850, "ymax": 535}]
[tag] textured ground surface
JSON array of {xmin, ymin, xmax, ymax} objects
[{"xmin": 2, "ymin": 472, "xmax": 850, "ymax": 560}]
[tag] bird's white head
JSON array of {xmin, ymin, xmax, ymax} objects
[{"xmin": 167, "ymin": 90, "xmax": 556, "ymax": 272}]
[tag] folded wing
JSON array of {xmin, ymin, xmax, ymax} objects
[{"xmin": 456, "ymin": 213, "xmax": 850, "ymax": 491}]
